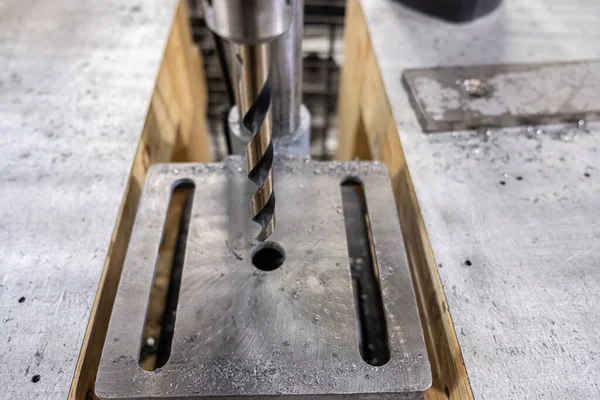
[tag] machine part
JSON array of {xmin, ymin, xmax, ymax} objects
[
  {"xmin": 96, "ymin": 158, "xmax": 431, "ymax": 400},
  {"xmin": 193, "ymin": 1, "xmax": 340, "ymax": 160},
  {"xmin": 202, "ymin": 0, "xmax": 305, "ymax": 141},
  {"xmin": 394, "ymin": 0, "xmax": 501, "ymax": 22},
  {"xmin": 232, "ymin": 43, "xmax": 276, "ymax": 241},
  {"xmin": 203, "ymin": 0, "xmax": 300, "ymax": 241},
  {"xmin": 402, "ymin": 61, "xmax": 600, "ymax": 132},
  {"xmin": 202, "ymin": 0, "xmax": 294, "ymax": 44},
  {"xmin": 228, "ymin": 104, "xmax": 311, "ymax": 156},
  {"xmin": 271, "ymin": 0, "xmax": 304, "ymax": 136},
  {"xmin": 224, "ymin": 0, "xmax": 308, "ymax": 155},
  {"xmin": 209, "ymin": 31, "xmax": 235, "ymax": 154}
]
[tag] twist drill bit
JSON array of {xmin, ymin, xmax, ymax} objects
[
  {"xmin": 201, "ymin": 0, "xmax": 295, "ymax": 241},
  {"xmin": 233, "ymin": 44, "xmax": 275, "ymax": 241}
]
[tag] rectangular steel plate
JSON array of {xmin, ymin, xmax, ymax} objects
[
  {"xmin": 403, "ymin": 61, "xmax": 600, "ymax": 132},
  {"xmin": 96, "ymin": 157, "xmax": 430, "ymax": 399}
]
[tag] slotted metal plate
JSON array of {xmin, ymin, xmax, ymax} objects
[{"xmin": 96, "ymin": 157, "xmax": 430, "ymax": 399}]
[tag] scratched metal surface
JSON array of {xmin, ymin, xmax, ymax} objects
[
  {"xmin": 96, "ymin": 158, "xmax": 431, "ymax": 399},
  {"xmin": 360, "ymin": 0, "xmax": 600, "ymax": 398},
  {"xmin": 0, "ymin": 1, "xmax": 177, "ymax": 398}
]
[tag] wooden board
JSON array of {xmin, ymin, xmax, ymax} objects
[{"xmin": 337, "ymin": 1, "xmax": 473, "ymax": 399}]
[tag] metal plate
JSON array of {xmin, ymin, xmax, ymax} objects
[
  {"xmin": 96, "ymin": 157, "xmax": 430, "ymax": 399},
  {"xmin": 403, "ymin": 61, "xmax": 600, "ymax": 132}
]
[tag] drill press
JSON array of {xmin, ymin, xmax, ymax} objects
[{"xmin": 95, "ymin": 1, "xmax": 430, "ymax": 398}]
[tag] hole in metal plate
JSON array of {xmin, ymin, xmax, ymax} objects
[
  {"xmin": 340, "ymin": 176, "xmax": 391, "ymax": 367},
  {"xmin": 139, "ymin": 179, "xmax": 195, "ymax": 371},
  {"xmin": 251, "ymin": 241, "xmax": 285, "ymax": 271}
]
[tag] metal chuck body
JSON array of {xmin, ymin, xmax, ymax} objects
[{"xmin": 202, "ymin": 0, "xmax": 294, "ymax": 241}]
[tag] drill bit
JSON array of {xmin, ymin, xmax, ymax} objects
[{"xmin": 233, "ymin": 44, "xmax": 276, "ymax": 241}]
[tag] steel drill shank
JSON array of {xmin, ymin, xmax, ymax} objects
[{"xmin": 233, "ymin": 44, "xmax": 275, "ymax": 241}]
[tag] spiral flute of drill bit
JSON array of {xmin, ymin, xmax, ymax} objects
[{"xmin": 233, "ymin": 44, "xmax": 276, "ymax": 241}]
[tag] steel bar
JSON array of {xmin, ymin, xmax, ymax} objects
[{"xmin": 403, "ymin": 61, "xmax": 600, "ymax": 132}]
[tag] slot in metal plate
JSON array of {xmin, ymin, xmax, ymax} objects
[{"xmin": 96, "ymin": 157, "xmax": 430, "ymax": 399}]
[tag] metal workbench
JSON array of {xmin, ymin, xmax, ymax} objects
[
  {"xmin": 0, "ymin": 0, "xmax": 178, "ymax": 398},
  {"xmin": 359, "ymin": 0, "xmax": 600, "ymax": 398}
]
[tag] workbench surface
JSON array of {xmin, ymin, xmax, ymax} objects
[
  {"xmin": 0, "ymin": 1, "xmax": 178, "ymax": 398},
  {"xmin": 359, "ymin": 0, "xmax": 600, "ymax": 398}
]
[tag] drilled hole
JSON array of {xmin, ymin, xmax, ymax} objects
[
  {"xmin": 584, "ymin": 172, "xmax": 591, "ymax": 178},
  {"xmin": 499, "ymin": 180, "xmax": 506, "ymax": 185},
  {"xmin": 251, "ymin": 242, "xmax": 285, "ymax": 271},
  {"xmin": 31, "ymin": 374, "xmax": 40, "ymax": 383},
  {"xmin": 18, "ymin": 296, "xmax": 25, "ymax": 303},
  {"xmin": 516, "ymin": 176, "xmax": 523, "ymax": 181},
  {"xmin": 464, "ymin": 259, "xmax": 472, "ymax": 266}
]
